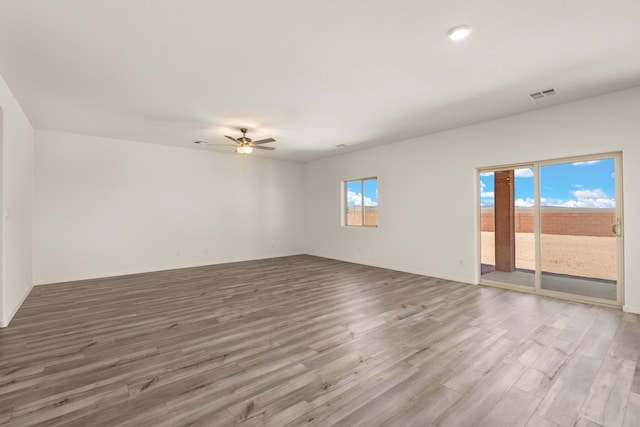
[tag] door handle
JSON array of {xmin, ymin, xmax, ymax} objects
[{"xmin": 612, "ymin": 218, "xmax": 622, "ymax": 237}]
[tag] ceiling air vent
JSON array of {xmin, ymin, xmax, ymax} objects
[{"xmin": 529, "ymin": 88, "xmax": 557, "ymax": 100}]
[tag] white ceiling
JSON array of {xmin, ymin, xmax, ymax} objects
[{"xmin": 1, "ymin": 1, "xmax": 639, "ymax": 162}]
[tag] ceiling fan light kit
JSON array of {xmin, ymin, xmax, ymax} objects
[{"xmin": 236, "ymin": 146, "xmax": 253, "ymax": 154}]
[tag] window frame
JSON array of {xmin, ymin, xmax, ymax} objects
[{"xmin": 343, "ymin": 177, "xmax": 378, "ymax": 228}]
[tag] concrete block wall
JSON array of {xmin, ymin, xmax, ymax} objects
[{"xmin": 480, "ymin": 208, "xmax": 616, "ymax": 237}]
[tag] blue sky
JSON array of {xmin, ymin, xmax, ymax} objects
[
  {"xmin": 346, "ymin": 179, "xmax": 378, "ymax": 206},
  {"xmin": 480, "ymin": 158, "xmax": 616, "ymax": 208}
]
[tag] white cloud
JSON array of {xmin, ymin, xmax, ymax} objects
[
  {"xmin": 347, "ymin": 191, "xmax": 377, "ymax": 207},
  {"xmin": 539, "ymin": 197, "xmax": 560, "ymax": 207},
  {"xmin": 556, "ymin": 198, "xmax": 616, "ymax": 208},
  {"xmin": 514, "ymin": 197, "xmax": 534, "ymax": 207},
  {"xmin": 571, "ymin": 160, "xmax": 600, "ymax": 166},
  {"xmin": 514, "ymin": 168, "xmax": 533, "ymax": 178},
  {"xmin": 571, "ymin": 189, "xmax": 607, "ymax": 199},
  {"xmin": 481, "ymin": 169, "xmax": 533, "ymax": 178},
  {"xmin": 541, "ymin": 188, "xmax": 615, "ymax": 208},
  {"xmin": 479, "ymin": 181, "xmax": 494, "ymax": 198}
]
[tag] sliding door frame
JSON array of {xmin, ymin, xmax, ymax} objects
[{"xmin": 477, "ymin": 152, "xmax": 624, "ymax": 307}]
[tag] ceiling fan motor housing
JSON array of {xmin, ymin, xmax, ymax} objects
[{"xmin": 238, "ymin": 128, "xmax": 251, "ymax": 144}]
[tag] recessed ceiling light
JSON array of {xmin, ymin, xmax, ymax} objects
[{"xmin": 447, "ymin": 25, "xmax": 472, "ymax": 41}]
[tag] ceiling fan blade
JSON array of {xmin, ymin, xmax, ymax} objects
[
  {"xmin": 251, "ymin": 138, "xmax": 276, "ymax": 145},
  {"xmin": 252, "ymin": 145, "xmax": 276, "ymax": 150},
  {"xmin": 224, "ymin": 135, "xmax": 240, "ymax": 144},
  {"xmin": 194, "ymin": 140, "xmax": 235, "ymax": 146}
]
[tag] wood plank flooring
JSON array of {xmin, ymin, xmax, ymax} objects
[{"xmin": 0, "ymin": 255, "xmax": 638, "ymax": 426}]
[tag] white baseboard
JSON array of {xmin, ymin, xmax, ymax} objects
[
  {"xmin": 1, "ymin": 284, "xmax": 33, "ymax": 328},
  {"xmin": 623, "ymin": 305, "xmax": 640, "ymax": 314},
  {"xmin": 34, "ymin": 252, "xmax": 305, "ymax": 286},
  {"xmin": 305, "ymin": 252, "xmax": 473, "ymax": 285}
]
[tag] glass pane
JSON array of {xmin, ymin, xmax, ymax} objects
[
  {"xmin": 364, "ymin": 179, "xmax": 378, "ymax": 226},
  {"xmin": 514, "ymin": 167, "xmax": 535, "ymax": 287},
  {"xmin": 480, "ymin": 168, "xmax": 535, "ymax": 288},
  {"xmin": 539, "ymin": 158, "xmax": 617, "ymax": 301},
  {"xmin": 480, "ymin": 171, "xmax": 496, "ymax": 277},
  {"xmin": 345, "ymin": 180, "xmax": 363, "ymax": 226}
]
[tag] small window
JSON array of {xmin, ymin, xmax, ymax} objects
[{"xmin": 344, "ymin": 177, "xmax": 378, "ymax": 227}]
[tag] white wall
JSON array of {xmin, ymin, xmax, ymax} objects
[
  {"xmin": 305, "ymin": 86, "xmax": 640, "ymax": 313},
  {"xmin": 34, "ymin": 130, "xmax": 305, "ymax": 284},
  {"xmin": 0, "ymin": 75, "xmax": 35, "ymax": 327}
]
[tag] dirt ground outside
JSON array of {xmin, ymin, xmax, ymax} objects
[
  {"xmin": 481, "ymin": 232, "xmax": 617, "ymax": 281},
  {"xmin": 346, "ymin": 208, "xmax": 378, "ymax": 226}
]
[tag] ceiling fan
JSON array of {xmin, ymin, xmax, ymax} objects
[{"xmin": 194, "ymin": 128, "xmax": 276, "ymax": 154}]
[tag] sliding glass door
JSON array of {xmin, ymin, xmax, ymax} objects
[
  {"xmin": 538, "ymin": 157, "xmax": 619, "ymax": 302},
  {"xmin": 480, "ymin": 167, "xmax": 535, "ymax": 289},
  {"xmin": 479, "ymin": 154, "xmax": 623, "ymax": 306}
]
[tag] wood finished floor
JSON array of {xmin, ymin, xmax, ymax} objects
[{"xmin": 1, "ymin": 255, "xmax": 639, "ymax": 426}]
